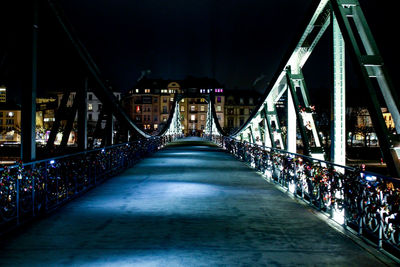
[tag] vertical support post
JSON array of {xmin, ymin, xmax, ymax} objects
[
  {"xmin": 21, "ymin": 0, "xmax": 38, "ymax": 162},
  {"xmin": 77, "ymin": 78, "xmax": 88, "ymax": 150},
  {"xmin": 332, "ymin": 14, "xmax": 346, "ymax": 166},
  {"xmin": 287, "ymin": 89, "xmax": 297, "ymax": 153},
  {"xmin": 105, "ymin": 110, "xmax": 114, "ymax": 146}
]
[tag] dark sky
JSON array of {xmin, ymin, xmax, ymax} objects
[
  {"xmin": 1, "ymin": 0, "xmax": 399, "ymax": 103},
  {"xmin": 55, "ymin": 0, "xmax": 399, "ymax": 94}
]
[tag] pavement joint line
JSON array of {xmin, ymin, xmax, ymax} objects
[{"xmin": 234, "ymin": 158, "xmax": 399, "ymax": 266}]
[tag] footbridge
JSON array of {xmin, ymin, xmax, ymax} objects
[{"xmin": 1, "ymin": 0, "xmax": 400, "ymax": 265}]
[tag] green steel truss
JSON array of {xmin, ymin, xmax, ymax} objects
[{"xmin": 226, "ymin": 0, "xmax": 400, "ymax": 177}]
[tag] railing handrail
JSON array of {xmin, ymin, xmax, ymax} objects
[
  {"xmin": 225, "ymin": 137, "xmax": 400, "ymax": 183},
  {"xmin": 0, "ymin": 137, "xmax": 162, "ymax": 171}
]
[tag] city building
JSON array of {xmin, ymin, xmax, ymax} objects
[
  {"xmin": 224, "ymin": 90, "xmax": 262, "ymax": 134},
  {"xmin": 124, "ymin": 77, "xmax": 224, "ymax": 136},
  {"xmin": 0, "ymin": 103, "xmax": 21, "ymax": 143},
  {"xmin": 123, "ymin": 79, "xmax": 177, "ymax": 134},
  {"xmin": 0, "ymin": 86, "xmax": 6, "ymax": 103}
]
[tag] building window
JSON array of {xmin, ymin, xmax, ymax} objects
[
  {"xmin": 170, "ymin": 97, "xmax": 174, "ymax": 102},
  {"xmin": 154, "ymin": 116, "xmax": 158, "ymax": 122},
  {"xmin": 216, "ymin": 106, "xmax": 222, "ymax": 112},
  {"xmin": 163, "ymin": 116, "xmax": 167, "ymax": 122},
  {"xmin": 98, "ymin": 104, "xmax": 102, "ymax": 111},
  {"xmin": 200, "ymin": 115, "xmax": 205, "ymax": 121},
  {"xmin": 88, "ymin": 94, "xmax": 93, "ymax": 100},
  {"xmin": 200, "ymin": 106, "xmax": 205, "ymax": 112},
  {"xmin": 191, "ymin": 115, "xmax": 196, "ymax": 121},
  {"xmin": 7, "ymin": 112, "xmax": 14, "ymax": 117},
  {"xmin": 135, "ymin": 89, "xmax": 139, "ymax": 93},
  {"xmin": 240, "ymin": 98, "xmax": 244, "ymax": 104},
  {"xmin": 249, "ymin": 98, "xmax": 254, "ymax": 105},
  {"xmin": 201, "ymin": 124, "xmax": 205, "ymax": 130},
  {"xmin": 154, "ymin": 124, "xmax": 158, "ymax": 129},
  {"xmin": 161, "ymin": 89, "xmax": 168, "ymax": 93},
  {"xmin": 88, "ymin": 103, "xmax": 93, "ymax": 111},
  {"xmin": 240, "ymin": 109, "xmax": 244, "ymax": 115},
  {"xmin": 191, "ymin": 106, "xmax": 195, "ymax": 112},
  {"xmin": 200, "ymin": 98, "xmax": 206, "ymax": 103},
  {"xmin": 136, "ymin": 105, "xmax": 141, "ymax": 113},
  {"xmin": 162, "ymin": 106, "xmax": 167, "ymax": 114},
  {"xmin": 217, "ymin": 96, "xmax": 221, "ymax": 103},
  {"xmin": 181, "ymin": 99, "xmax": 185, "ymax": 103},
  {"xmin": 163, "ymin": 97, "xmax": 167, "ymax": 103},
  {"xmin": 181, "ymin": 106, "xmax": 185, "ymax": 112},
  {"xmin": 88, "ymin": 114, "xmax": 92, "ymax": 121},
  {"xmin": 154, "ymin": 97, "xmax": 158, "ymax": 103},
  {"xmin": 145, "ymin": 89, "xmax": 150, "ymax": 93},
  {"xmin": 6, "ymin": 119, "xmax": 13, "ymax": 125}
]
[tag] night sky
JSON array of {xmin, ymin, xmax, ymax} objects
[
  {"xmin": 56, "ymin": 0, "xmax": 399, "ymax": 93},
  {"xmin": 1, "ymin": 0, "xmax": 399, "ymax": 104}
]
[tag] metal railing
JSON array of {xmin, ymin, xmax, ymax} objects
[
  {"xmin": 0, "ymin": 135, "xmax": 176, "ymax": 234},
  {"xmin": 218, "ymin": 136, "xmax": 400, "ymax": 256}
]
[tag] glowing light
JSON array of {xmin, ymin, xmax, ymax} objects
[
  {"xmin": 333, "ymin": 209, "xmax": 345, "ymax": 225},
  {"xmin": 288, "ymin": 182, "xmax": 296, "ymax": 193},
  {"xmin": 50, "ymin": 160, "xmax": 55, "ymax": 164},
  {"xmin": 365, "ymin": 175, "xmax": 377, "ymax": 182},
  {"xmin": 264, "ymin": 169, "xmax": 272, "ymax": 179}
]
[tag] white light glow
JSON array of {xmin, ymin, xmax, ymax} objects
[
  {"xmin": 333, "ymin": 209, "xmax": 345, "ymax": 225},
  {"xmin": 288, "ymin": 182, "xmax": 296, "ymax": 194}
]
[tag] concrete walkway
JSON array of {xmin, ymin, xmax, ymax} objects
[{"xmin": 0, "ymin": 137, "xmax": 395, "ymax": 266}]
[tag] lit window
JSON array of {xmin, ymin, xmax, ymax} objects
[
  {"xmin": 191, "ymin": 106, "xmax": 195, "ymax": 112},
  {"xmin": 136, "ymin": 105, "xmax": 141, "ymax": 113},
  {"xmin": 136, "ymin": 89, "xmax": 139, "ymax": 93},
  {"xmin": 88, "ymin": 103, "xmax": 93, "ymax": 111},
  {"xmin": 181, "ymin": 99, "xmax": 185, "ymax": 103},
  {"xmin": 200, "ymin": 115, "xmax": 205, "ymax": 120},
  {"xmin": 7, "ymin": 112, "xmax": 14, "ymax": 117},
  {"xmin": 181, "ymin": 106, "xmax": 185, "ymax": 112},
  {"xmin": 170, "ymin": 97, "xmax": 174, "ymax": 102},
  {"xmin": 191, "ymin": 115, "xmax": 196, "ymax": 121},
  {"xmin": 145, "ymin": 89, "xmax": 150, "ymax": 93},
  {"xmin": 217, "ymin": 106, "xmax": 222, "ymax": 112},
  {"xmin": 154, "ymin": 124, "xmax": 158, "ymax": 129},
  {"xmin": 200, "ymin": 106, "xmax": 205, "ymax": 112}
]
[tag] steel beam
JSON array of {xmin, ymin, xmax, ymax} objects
[
  {"xmin": 331, "ymin": 0, "xmax": 400, "ymax": 176},
  {"xmin": 332, "ymin": 13, "xmax": 346, "ymax": 166},
  {"xmin": 77, "ymin": 78, "xmax": 88, "ymax": 150},
  {"xmin": 21, "ymin": 0, "xmax": 38, "ymax": 162}
]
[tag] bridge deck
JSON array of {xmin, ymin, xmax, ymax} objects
[{"xmin": 0, "ymin": 137, "xmax": 394, "ymax": 266}]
